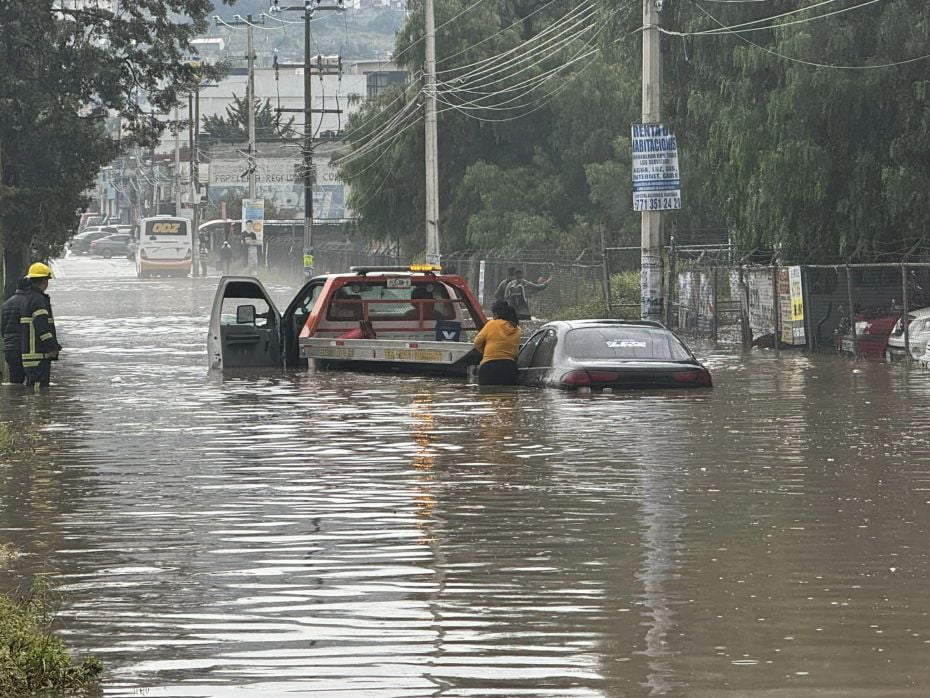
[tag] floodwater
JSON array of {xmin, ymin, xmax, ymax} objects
[{"xmin": 2, "ymin": 256, "xmax": 930, "ymax": 697}]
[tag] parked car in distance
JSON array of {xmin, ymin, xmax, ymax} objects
[
  {"xmin": 69, "ymin": 226, "xmax": 118, "ymax": 255},
  {"xmin": 516, "ymin": 319, "xmax": 712, "ymax": 390},
  {"xmin": 885, "ymin": 307, "xmax": 930, "ymax": 361},
  {"xmin": 836, "ymin": 311, "xmax": 900, "ymax": 359},
  {"xmin": 89, "ymin": 233, "xmax": 132, "ymax": 258},
  {"xmin": 78, "ymin": 212, "xmax": 110, "ymax": 232}
]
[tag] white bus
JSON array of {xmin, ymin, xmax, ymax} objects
[{"xmin": 136, "ymin": 215, "xmax": 193, "ymax": 278}]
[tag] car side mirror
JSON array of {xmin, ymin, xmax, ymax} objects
[{"xmin": 236, "ymin": 305, "xmax": 256, "ymax": 324}]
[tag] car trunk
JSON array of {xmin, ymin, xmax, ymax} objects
[{"xmin": 560, "ymin": 360, "xmax": 711, "ymax": 389}]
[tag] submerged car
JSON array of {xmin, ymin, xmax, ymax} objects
[
  {"xmin": 516, "ymin": 319, "xmax": 712, "ymax": 390},
  {"xmin": 885, "ymin": 307, "xmax": 930, "ymax": 361}
]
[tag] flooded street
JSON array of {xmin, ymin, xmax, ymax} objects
[{"xmin": 3, "ymin": 256, "xmax": 930, "ymax": 696}]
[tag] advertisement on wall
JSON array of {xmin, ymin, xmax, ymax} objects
[{"xmin": 209, "ymin": 156, "xmax": 350, "ymax": 219}]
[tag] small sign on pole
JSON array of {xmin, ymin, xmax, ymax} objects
[
  {"xmin": 478, "ymin": 260, "xmax": 486, "ymax": 305},
  {"xmin": 241, "ymin": 198, "xmax": 265, "ymax": 245},
  {"xmin": 631, "ymin": 123, "xmax": 681, "ymax": 212}
]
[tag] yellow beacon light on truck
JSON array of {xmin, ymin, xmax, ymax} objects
[{"xmin": 409, "ymin": 263, "xmax": 441, "ymax": 272}]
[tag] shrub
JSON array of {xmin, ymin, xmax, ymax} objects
[
  {"xmin": 0, "ymin": 579, "xmax": 102, "ymax": 695},
  {"xmin": 550, "ymin": 271, "xmax": 641, "ymax": 320}
]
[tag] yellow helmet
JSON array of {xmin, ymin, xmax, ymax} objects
[{"xmin": 26, "ymin": 262, "xmax": 53, "ymax": 279}]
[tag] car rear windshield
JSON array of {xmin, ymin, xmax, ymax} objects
[{"xmin": 565, "ymin": 327, "xmax": 692, "ymax": 361}]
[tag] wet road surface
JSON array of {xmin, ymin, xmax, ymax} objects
[{"xmin": 3, "ymin": 255, "xmax": 930, "ymax": 696}]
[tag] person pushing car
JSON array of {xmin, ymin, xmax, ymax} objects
[{"xmin": 19, "ymin": 263, "xmax": 61, "ymax": 389}]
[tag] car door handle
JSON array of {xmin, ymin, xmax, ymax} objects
[{"xmin": 227, "ymin": 333, "xmax": 261, "ymax": 344}]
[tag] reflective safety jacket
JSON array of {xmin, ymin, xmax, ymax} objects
[{"xmin": 19, "ymin": 288, "xmax": 60, "ymax": 367}]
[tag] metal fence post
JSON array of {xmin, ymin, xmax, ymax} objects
[
  {"xmin": 666, "ymin": 235, "xmax": 676, "ymax": 327},
  {"xmin": 846, "ymin": 264, "xmax": 858, "ymax": 357},
  {"xmin": 902, "ymin": 263, "xmax": 910, "ymax": 361},
  {"xmin": 601, "ymin": 230, "xmax": 612, "ymax": 316},
  {"xmin": 772, "ymin": 265, "xmax": 780, "ymax": 358},
  {"xmin": 712, "ymin": 266, "xmax": 719, "ymax": 343},
  {"xmin": 739, "ymin": 265, "xmax": 751, "ymax": 351}
]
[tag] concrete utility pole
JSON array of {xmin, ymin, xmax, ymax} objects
[
  {"xmin": 247, "ymin": 16, "xmax": 257, "ymax": 200},
  {"xmin": 272, "ymin": 0, "xmax": 344, "ymax": 280},
  {"xmin": 423, "ymin": 0, "xmax": 440, "ymax": 266},
  {"xmin": 641, "ymin": 0, "xmax": 663, "ymax": 320},
  {"xmin": 174, "ymin": 106, "xmax": 181, "ymax": 213}
]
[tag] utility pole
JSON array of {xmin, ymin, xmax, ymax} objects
[
  {"xmin": 174, "ymin": 106, "xmax": 181, "ymax": 214},
  {"xmin": 272, "ymin": 0, "xmax": 344, "ymax": 280},
  {"xmin": 224, "ymin": 14, "xmax": 264, "ymax": 200},
  {"xmin": 641, "ymin": 0, "xmax": 663, "ymax": 320},
  {"xmin": 423, "ymin": 0, "xmax": 440, "ymax": 267},
  {"xmin": 247, "ymin": 15, "xmax": 257, "ymax": 200}
]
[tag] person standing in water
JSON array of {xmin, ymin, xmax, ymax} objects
[{"xmin": 473, "ymin": 300, "xmax": 521, "ymax": 385}]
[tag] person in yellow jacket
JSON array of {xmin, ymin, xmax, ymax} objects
[
  {"xmin": 473, "ymin": 300, "xmax": 521, "ymax": 385},
  {"xmin": 19, "ymin": 263, "xmax": 61, "ymax": 389}
]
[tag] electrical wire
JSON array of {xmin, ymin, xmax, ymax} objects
[
  {"xmin": 691, "ymin": 0, "xmax": 930, "ymax": 69},
  {"xmin": 440, "ymin": 21, "xmax": 596, "ymax": 95},
  {"xmin": 436, "ymin": 0, "xmax": 567, "ymax": 66},
  {"xmin": 385, "ymin": 0, "xmax": 493, "ymax": 68},
  {"xmin": 669, "ymin": 0, "xmax": 880, "ymax": 37},
  {"xmin": 438, "ymin": 3, "xmax": 596, "ymax": 84},
  {"xmin": 335, "ymin": 101, "xmax": 424, "ymax": 165},
  {"xmin": 436, "ymin": 1, "xmax": 594, "ymax": 76},
  {"xmin": 440, "ymin": 0, "xmax": 631, "ymax": 104}
]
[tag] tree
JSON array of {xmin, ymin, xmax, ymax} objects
[
  {"xmin": 0, "ymin": 0, "xmax": 233, "ymax": 296},
  {"xmin": 339, "ymin": 0, "xmax": 930, "ymax": 264},
  {"xmin": 201, "ymin": 94, "xmax": 296, "ymax": 144}
]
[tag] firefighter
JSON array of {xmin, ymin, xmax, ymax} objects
[
  {"xmin": 1, "ymin": 277, "xmax": 31, "ymax": 384},
  {"xmin": 19, "ymin": 263, "xmax": 61, "ymax": 389}
]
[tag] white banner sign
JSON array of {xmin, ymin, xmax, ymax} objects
[{"xmin": 631, "ymin": 123, "xmax": 682, "ymax": 212}]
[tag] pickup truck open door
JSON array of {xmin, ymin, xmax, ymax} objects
[
  {"xmin": 208, "ymin": 277, "xmax": 282, "ymax": 370},
  {"xmin": 208, "ymin": 276, "xmax": 325, "ymax": 370}
]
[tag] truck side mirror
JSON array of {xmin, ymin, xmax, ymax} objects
[{"xmin": 236, "ymin": 305, "xmax": 256, "ymax": 324}]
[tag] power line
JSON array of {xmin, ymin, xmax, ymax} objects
[
  {"xmin": 669, "ymin": 0, "xmax": 880, "ymax": 37},
  {"xmin": 690, "ymin": 0, "xmax": 930, "ymax": 69},
  {"xmin": 436, "ymin": 2, "xmax": 595, "ymax": 77}
]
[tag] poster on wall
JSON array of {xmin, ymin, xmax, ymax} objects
[
  {"xmin": 241, "ymin": 198, "xmax": 265, "ymax": 245},
  {"xmin": 788, "ymin": 266, "xmax": 806, "ymax": 344}
]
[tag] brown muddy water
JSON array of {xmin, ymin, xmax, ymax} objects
[{"xmin": 2, "ymin": 256, "xmax": 930, "ymax": 696}]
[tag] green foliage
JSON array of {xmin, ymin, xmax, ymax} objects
[
  {"xmin": 549, "ymin": 271, "xmax": 640, "ymax": 321},
  {"xmin": 339, "ymin": 0, "xmax": 930, "ymax": 263},
  {"xmin": 0, "ymin": 579, "xmax": 103, "ymax": 695},
  {"xmin": 0, "ymin": 423, "xmax": 36, "ymax": 455},
  {"xmin": 202, "ymin": 94, "xmax": 296, "ymax": 144}
]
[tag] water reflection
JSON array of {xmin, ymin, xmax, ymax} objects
[{"xmin": 4, "ymin": 260, "xmax": 930, "ymax": 695}]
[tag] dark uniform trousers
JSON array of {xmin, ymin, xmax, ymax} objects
[{"xmin": 4, "ymin": 350, "xmax": 25, "ymax": 384}]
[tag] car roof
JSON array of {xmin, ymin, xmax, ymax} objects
[{"xmin": 908, "ymin": 307, "xmax": 930, "ymax": 319}]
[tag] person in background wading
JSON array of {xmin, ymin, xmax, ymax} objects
[
  {"xmin": 473, "ymin": 300, "xmax": 521, "ymax": 385},
  {"xmin": 219, "ymin": 240, "xmax": 233, "ymax": 275},
  {"xmin": 1, "ymin": 277, "xmax": 31, "ymax": 384},
  {"xmin": 505, "ymin": 268, "xmax": 551, "ymax": 321},
  {"xmin": 494, "ymin": 267, "xmax": 517, "ymax": 302}
]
